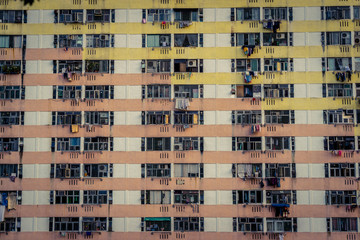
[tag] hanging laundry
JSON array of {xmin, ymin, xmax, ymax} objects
[
  {"xmin": 273, "ymin": 21, "xmax": 281, "ymax": 33},
  {"xmin": 241, "ymin": 45, "xmax": 256, "ymax": 57},
  {"xmin": 244, "ymin": 72, "xmax": 252, "ymax": 83},
  {"xmin": 0, "ymin": 205, "xmax": 4, "ymax": 222}
]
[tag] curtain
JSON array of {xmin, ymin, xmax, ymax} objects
[
  {"xmin": 174, "ymin": 164, "xmax": 182, "ymax": 177},
  {"xmin": 150, "ymin": 191, "xmax": 162, "ymax": 204},
  {"xmin": 187, "ymin": 34, "xmax": 198, "ymax": 47},
  {"xmin": 174, "ymin": 34, "xmax": 186, "ymax": 47},
  {"xmin": 0, "ymin": 36, "xmax": 9, "ymax": 48}
]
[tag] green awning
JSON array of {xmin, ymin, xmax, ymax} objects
[{"xmin": 144, "ymin": 217, "xmax": 171, "ymax": 221}]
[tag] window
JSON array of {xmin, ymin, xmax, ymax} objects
[
  {"xmin": 266, "ymin": 218, "xmax": 294, "ymax": 232},
  {"xmin": 0, "ymin": 112, "xmax": 23, "ymax": 125},
  {"xmin": 236, "ymin": 33, "xmax": 260, "ymax": 46},
  {"xmin": 52, "ymin": 217, "xmax": 80, "ymax": 231},
  {"xmin": 85, "ymin": 112, "xmax": 112, "ymax": 125},
  {"xmin": 142, "ymin": 190, "xmax": 171, "ymax": 204},
  {"xmin": 84, "ymin": 164, "xmax": 112, "ymax": 178},
  {"xmin": 232, "ymin": 111, "xmax": 261, "ymax": 125},
  {"xmin": 174, "ymin": 217, "xmax": 204, "ymax": 232},
  {"xmin": 145, "ymin": 85, "xmax": 171, "ymax": 99},
  {"xmin": 0, "ymin": 60, "xmax": 21, "ymax": 74},
  {"xmin": 58, "ymin": 60, "xmax": 82, "ymax": 73},
  {"xmin": 174, "ymin": 34, "xmax": 199, "ymax": 47},
  {"xmin": 54, "ymin": 191, "xmax": 80, "ymax": 204},
  {"xmin": 56, "ymin": 138, "xmax": 80, "ymax": 151},
  {"xmin": 264, "ymin": 58, "xmax": 290, "ymax": 72},
  {"xmin": 174, "ymin": 164, "xmax": 203, "ymax": 178},
  {"xmin": 143, "ymin": 218, "xmax": 171, "ymax": 231},
  {"xmin": 86, "ymin": 34, "xmax": 112, "ymax": 48},
  {"xmin": 174, "ymin": 9, "xmax": 200, "ymax": 22},
  {"xmin": 329, "ymin": 163, "xmax": 355, "ymax": 177},
  {"xmin": 235, "ymin": 59, "xmax": 260, "ymax": 72},
  {"xmin": 324, "ymin": 7, "xmax": 350, "ymax": 20},
  {"xmin": 265, "ymin": 110, "xmax": 293, "ymax": 124},
  {"xmin": 234, "ymin": 85, "xmax": 261, "ymax": 98},
  {"xmin": 265, "ymin": 164, "xmax": 291, "ymax": 178},
  {"xmin": 58, "ymin": 10, "xmax": 83, "ymax": 23},
  {"xmin": 234, "ymin": 190, "xmax": 263, "ymax": 204},
  {"xmin": 82, "ymin": 217, "xmax": 107, "ymax": 231},
  {"xmin": 264, "ymin": 84, "xmax": 294, "ymax": 98},
  {"xmin": 84, "ymin": 137, "xmax": 112, "ymax": 151},
  {"xmin": 54, "ymin": 164, "xmax": 80, "ymax": 178},
  {"xmin": 147, "ymin": 34, "xmax": 171, "ymax": 47},
  {"xmin": 0, "ymin": 164, "xmax": 18, "ymax": 178},
  {"xmin": 235, "ymin": 218, "xmax": 263, "ymax": 232},
  {"xmin": 323, "ymin": 110, "xmax": 354, "ymax": 124},
  {"xmin": 52, "ymin": 112, "xmax": 81, "ymax": 125},
  {"xmin": 265, "ymin": 137, "xmax": 290, "ymax": 151},
  {"xmin": 0, "ymin": 138, "xmax": 19, "ymax": 152},
  {"xmin": 57, "ymin": 35, "xmax": 83, "ymax": 48},
  {"xmin": 86, "ymin": 9, "xmax": 111, "ymax": 23},
  {"xmin": 236, "ymin": 8, "xmax": 260, "ymax": 21},
  {"xmin": 141, "ymin": 164, "xmax": 171, "ymax": 178},
  {"xmin": 174, "ymin": 59, "xmax": 202, "ymax": 73},
  {"xmin": 144, "ymin": 138, "xmax": 171, "ymax": 151},
  {"xmin": 53, "ymin": 86, "xmax": 81, "ymax": 99},
  {"xmin": 83, "ymin": 190, "xmax": 109, "ymax": 204},
  {"xmin": 0, "ymin": 86, "xmax": 24, "ymax": 99},
  {"xmin": 0, "ymin": 35, "xmax": 22, "ymax": 48},
  {"xmin": 85, "ymin": 60, "xmax": 109, "ymax": 73},
  {"xmin": 355, "ymin": 6, "xmax": 360, "ymax": 19},
  {"xmin": 234, "ymin": 137, "xmax": 262, "ymax": 151},
  {"xmin": 264, "ymin": 8, "xmax": 288, "ymax": 20},
  {"xmin": 174, "ymin": 85, "xmax": 203, "ymax": 98},
  {"xmin": 324, "ymin": 84, "xmax": 352, "ymax": 97},
  {"xmin": 326, "ymin": 32, "xmax": 351, "ymax": 45},
  {"xmin": 232, "ymin": 164, "xmax": 262, "ymax": 178},
  {"xmin": 0, "ymin": 10, "xmax": 23, "ymax": 23},
  {"xmin": 85, "ymin": 86, "xmax": 114, "ymax": 99},
  {"xmin": 263, "ymin": 33, "xmax": 288, "ymax": 46},
  {"xmin": 0, "ymin": 218, "xmax": 19, "ymax": 232},
  {"xmin": 174, "ymin": 190, "xmax": 203, "ymax": 204},
  {"xmin": 147, "ymin": 9, "xmax": 171, "ymax": 22},
  {"xmin": 331, "ymin": 218, "xmax": 357, "ymax": 232},
  {"xmin": 145, "ymin": 60, "xmax": 171, "ymax": 73},
  {"xmin": 174, "ymin": 111, "xmax": 202, "ymax": 125},
  {"xmin": 326, "ymin": 136, "xmax": 355, "ymax": 150},
  {"xmin": 266, "ymin": 191, "xmax": 293, "ymax": 204},
  {"xmin": 327, "ymin": 58, "xmax": 352, "ymax": 71},
  {"xmin": 142, "ymin": 111, "xmax": 170, "ymax": 125},
  {"xmin": 174, "ymin": 137, "xmax": 200, "ymax": 151},
  {"xmin": 327, "ymin": 190, "xmax": 357, "ymax": 205}
]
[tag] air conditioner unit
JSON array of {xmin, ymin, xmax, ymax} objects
[
  {"xmin": 187, "ymin": 60, "xmax": 197, "ymax": 68},
  {"xmin": 341, "ymin": 32, "xmax": 350, "ymax": 38},
  {"xmin": 99, "ymin": 165, "xmax": 106, "ymax": 171},
  {"xmin": 65, "ymin": 168, "xmax": 71, "ymax": 178},
  {"xmin": 345, "ymin": 109, "xmax": 354, "ymax": 114},
  {"xmin": 276, "ymin": 33, "xmax": 286, "ymax": 39},
  {"xmin": 174, "ymin": 143, "xmax": 183, "ymax": 151},
  {"xmin": 100, "ymin": 35, "xmax": 108, "ymax": 40},
  {"xmin": 355, "ymin": 32, "xmax": 360, "ymax": 45},
  {"xmin": 160, "ymin": 36, "xmax": 170, "ymax": 46},
  {"xmin": 264, "ymin": 59, "xmax": 271, "ymax": 65},
  {"xmin": 147, "ymin": 61, "xmax": 158, "ymax": 73}
]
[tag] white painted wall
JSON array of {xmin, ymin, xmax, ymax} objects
[
  {"xmin": 27, "ymin": 35, "xmax": 54, "ymax": 48},
  {"xmin": 114, "ymin": 34, "xmax": 127, "ymax": 48},
  {"xmin": 215, "ymin": 8, "xmax": 230, "ymax": 22},
  {"xmin": 23, "ymin": 138, "xmax": 51, "ymax": 152},
  {"xmin": 113, "ymin": 164, "xmax": 141, "ymax": 178},
  {"xmin": 308, "ymin": 110, "xmax": 323, "ymax": 124},
  {"xmin": 115, "ymin": 10, "xmax": 127, "ymax": 22},
  {"xmin": 26, "ymin": 60, "xmax": 53, "ymax": 74},
  {"xmin": 293, "ymin": 33, "xmax": 306, "ymax": 46},
  {"xmin": 128, "ymin": 35, "xmax": 142, "ymax": 48},
  {"xmin": 127, "ymin": 10, "xmax": 142, "ymax": 23},
  {"xmin": 306, "ymin": 7, "xmax": 322, "ymax": 21},
  {"xmin": 309, "ymin": 84, "xmax": 323, "ymax": 98},
  {"xmin": 203, "ymin": 85, "xmax": 216, "ymax": 98},
  {"xmin": 129, "ymin": 60, "xmax": 142, "ymax": 73},
  {"xmin": 203, "ymin": 9, "xmax": 216, "ymax": 22},
  {"xmin": 22, "ymin": 191, "xmax": 49, "ymax": 205},
  {"xmin": 23, "ymin": 164, "xmax": 50, "ymax": 178},
  {"xmin": 27, "ymin": 10, "xmax": 54, "ymax": 24},
  {"xmin": 114, "ymin": 86, "xmax": 141, "ymax": 99},
  {"xmin": 114, "ymin": 60, "xmax": 127, "ymax": 73},
  {"xmin": 203, "ymin": 59, "xmax": 216, "ymax": 73},
  {"xmin": 216, "ymin": 85, "xmax": 232, "ymax": 98},
  {"xmin": 113, "ymin": 191, "xmax": 141, "ymax": 204},
  {"xmin": 295, "ymin": 110, "xmax": 307, "ymax": 124},
  {"xmin": 294, "ymin": 84, "xmax": 307, "ymax": 98},
  {"xmin": 204, "ymin": 191, "xmax": 217, "ymax": 205},
  {"xmin": 203, "ymin": 34, "xmax": 216, "ymax": 47},
  {"xmin": 216, "ymin": 60, "xmax": 231, "ymax": 72},
  {"xmin": 25, "ymin": 86, "xmax": 52, "ymax": 100},
  {"xmin": 216, "ymin": 34, "xmax": 231, "ymax": 47},
  {"xmin": 24, "ymin": 112, "xmax": 51, "ymax": 125},
  {"xmin": 294, "ymin": 58, "xmax": 306, "ymax": 72},
  {"xmin": 307, "ymin": 33, "xmax": 321, "ymax": 46}
]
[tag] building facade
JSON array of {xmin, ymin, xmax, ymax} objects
[{"xmin": 0, "ymin": 0, "xmax": 360, "ymax": 239}]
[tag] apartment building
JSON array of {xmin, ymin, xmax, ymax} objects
[{"xmin": 0, "ymin": 0, "xmax": 360, "ymax": 239}]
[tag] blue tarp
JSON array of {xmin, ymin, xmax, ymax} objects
[{"xmin": 271, "ymin": 203, "xmax": 289, "ymax": 208}]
